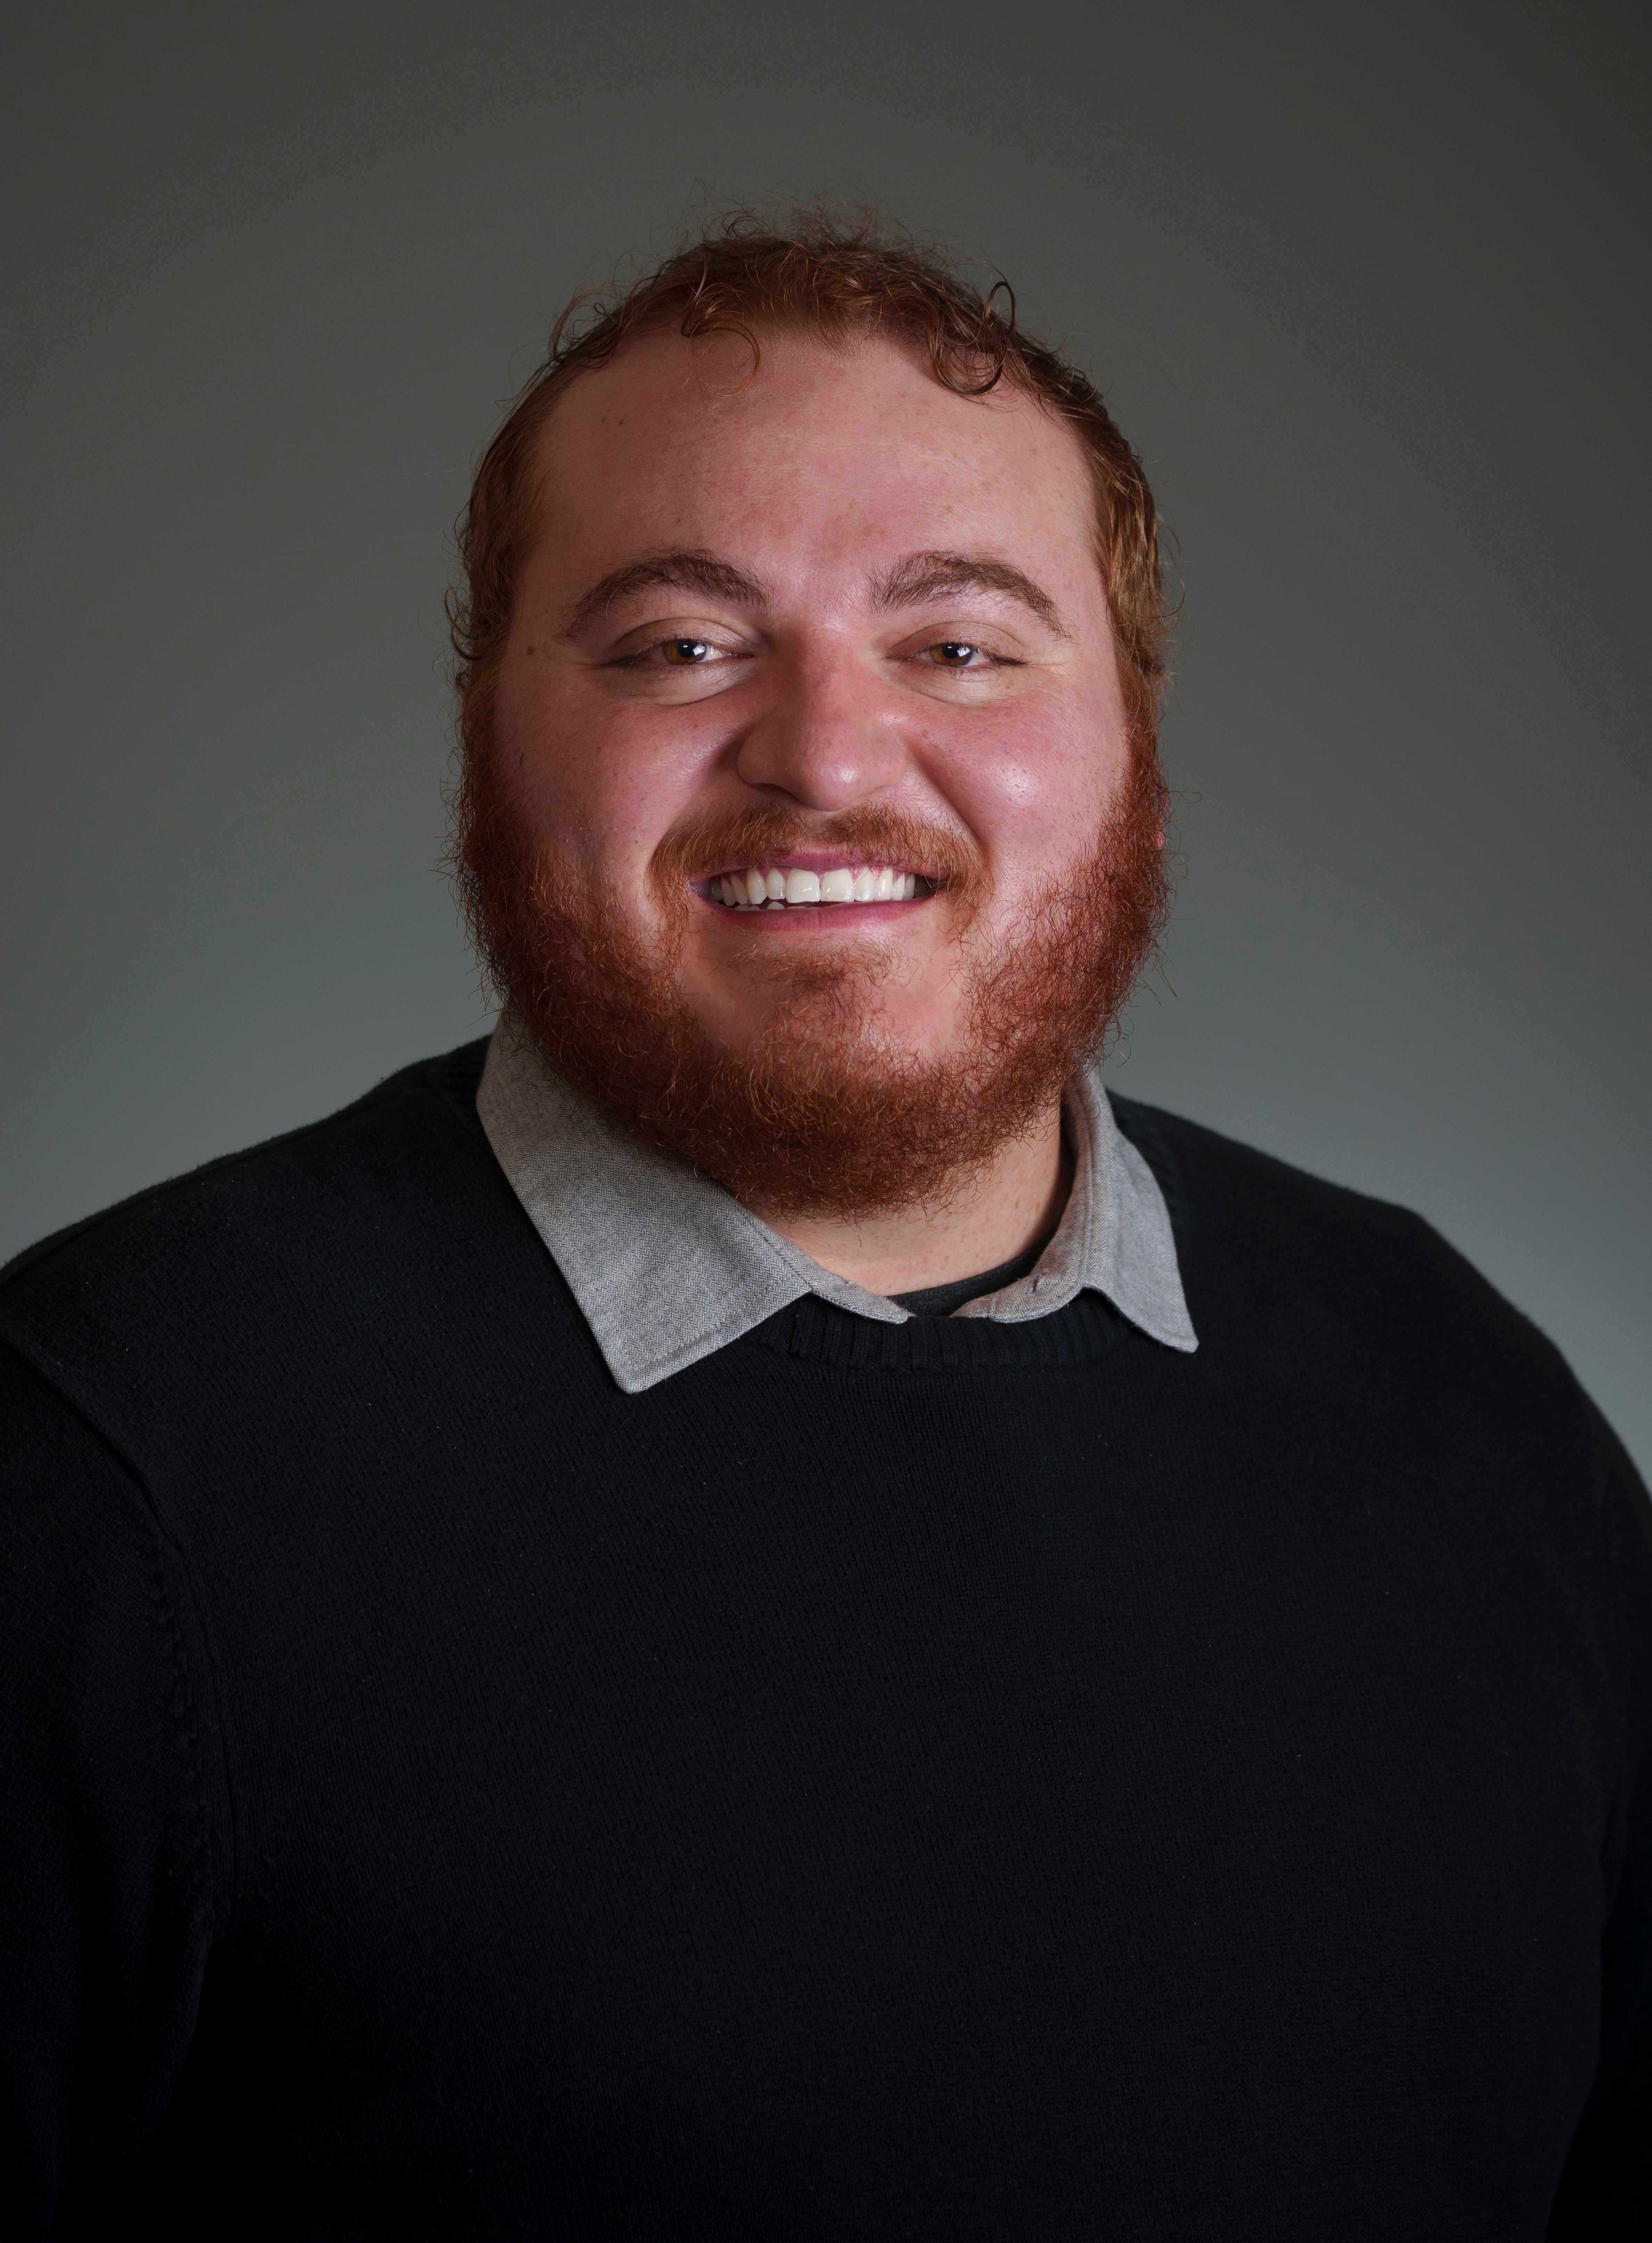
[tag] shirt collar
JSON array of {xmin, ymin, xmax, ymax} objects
[{"xmin": 477, "ymin": 1012, "xmax": 1197, "ymax": 1394}]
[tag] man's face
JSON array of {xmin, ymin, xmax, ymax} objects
[{"xmin": 490, "ymin": 325, "xmax": 1135, "ymax": 1075}]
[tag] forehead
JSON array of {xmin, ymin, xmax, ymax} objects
[{"xmin": 531, "ymin": 324, "xmax": 1101, "ymax": 588}]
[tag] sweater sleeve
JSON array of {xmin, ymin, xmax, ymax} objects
[
  {"xmin": 1547, "ymin": 1405, "xmax": 1652, "ymax": 2237},
  {"xmin": 0, "ymin": 1342, "xmax": 219, "ymax": 2236}
]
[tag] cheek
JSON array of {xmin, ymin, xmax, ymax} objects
[
  {"xmin": 498, "ymin": 674, "xmax": 717, "ymax": 892},
  {"xmin": 931, "ymin": 689, "xmax": 1127, "ymax": 872}
]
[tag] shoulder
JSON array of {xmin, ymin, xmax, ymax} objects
[
  {"xmin": 1109, "ymin": 1090, "xmax": 1438, "ymax": 1268},
  {"xmin": 1107, "ymin": 1089, "xmax": 1588, "ymax": 1428},
  {"xmin": 0, "ymin": 1037, "xmax": 532, "ymax": 1421},
  {"xmin": 2, "ymin": 1038, "xmax": 497, "ymax": 1298}
]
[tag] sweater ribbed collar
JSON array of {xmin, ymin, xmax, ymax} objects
[{"xmin": 477, "ymin": 1013, "xmax": 1197, "ymax": 1395}]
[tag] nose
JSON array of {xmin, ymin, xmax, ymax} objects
[{"xmin": 732, "ymin": 650, "xmax": 907, "ymax": 813}]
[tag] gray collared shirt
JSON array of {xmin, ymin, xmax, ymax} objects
[{"xmin": 478, "ymin": 1012, "xmax": 1198, "ymax": 1394}]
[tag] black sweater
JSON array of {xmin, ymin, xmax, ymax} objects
[{"xmin": 2, "ymin": 1040, "xmax": 1648, "ymax": 2238}]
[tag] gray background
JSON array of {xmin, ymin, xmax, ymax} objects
[{"xmin": 3, "ymin": 1, "xmax": 1647, "ymax": 1470}]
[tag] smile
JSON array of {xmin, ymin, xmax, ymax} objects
[{"xmin": 702, "ymin": 863, "xmax": 930, "ymax": 911}]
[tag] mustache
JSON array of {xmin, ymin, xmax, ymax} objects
[{"xmin": 648, "ymin": 803, "xmax": 991, "ymax": 937}]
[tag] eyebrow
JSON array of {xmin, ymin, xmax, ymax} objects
[
  {"xmin": 568, "ymin": 550, "xmax": 769, "ymax": 632},
  {"xmin": 872, "ymin": 551, "xmax": 1070, "ymax": 637},
  {"xmin": 566, "ymin": 544, "xmax": 1070, "ymax": 640}
]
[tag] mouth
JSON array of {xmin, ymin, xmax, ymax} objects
[{"xmin": 696, "ymin": 858, "xmax": 935, "ymax": 912}]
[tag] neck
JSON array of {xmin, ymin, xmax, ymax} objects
[{"xmin": 747, "ymin": 1100, "xmax": 1072, "ymax": 1299}]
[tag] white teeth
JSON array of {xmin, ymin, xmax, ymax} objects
[{"xmin": 711, "ymin": 863, "xmax": 923, "ymax": 909}]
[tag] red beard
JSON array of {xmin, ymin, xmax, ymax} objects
[{"xmin": 455, "ymin": 753, "xmax": 1170, "ymax": 1221}]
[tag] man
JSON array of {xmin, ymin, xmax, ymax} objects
[{"xmin": 3, "ymin": 209, "xmax": 1647, "ymax": 2236}]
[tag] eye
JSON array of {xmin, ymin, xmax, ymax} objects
[
  {"xmin": 608, "ymin": 630, "xmax": 753, "ymax": 683},
  {"xmin": 893, "ymin": 633, "xmax": 1023, "ymax": 680}
]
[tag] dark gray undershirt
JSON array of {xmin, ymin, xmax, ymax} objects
[{"xmin": 888, "ymin": 1231, "xmax": 1057, "ymax": 1320}]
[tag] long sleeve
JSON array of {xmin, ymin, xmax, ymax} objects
[
  {"xmin": 0, "ymin": 1344, "xmax": 221, "ymax": 2235},
  {"xmin": 1547, "ymin": 1404, "xmax": 1652, "ymax": 2236}
]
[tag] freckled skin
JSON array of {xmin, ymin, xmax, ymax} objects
[{"xmin": 492, "ymin": 327, "xmax": 1136, "ymax": 1290}]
